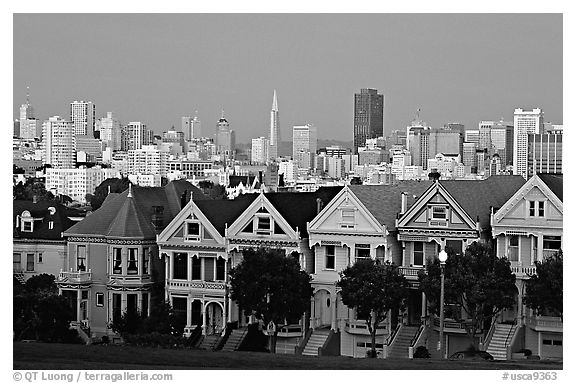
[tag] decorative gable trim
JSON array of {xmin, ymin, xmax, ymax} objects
[
  {"xmin": 397, "ymin": 182, "xmax": 477, "ymax": 230},
  {"xmin": 157, "ymin": 200, "xmax": 224, "ymax": 245},
  {"xmin": 226, "ymin": 193, "xmax": 299, "ymax": 240},
  {"xmin": 491, "ymin": 174, "xmax": 563, "ymax": 227}
]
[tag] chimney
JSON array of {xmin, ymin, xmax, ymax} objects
[
  {"xmin": 400, "ymin": 192, "xmax": 407, "ymax": 214},
  {"xmin": 180, "ymin": 190, "xmax": 188, "ymax": 209},
  {"xmin": 316, "ymin": 198, "xmax": 323, "ymax": 214}
]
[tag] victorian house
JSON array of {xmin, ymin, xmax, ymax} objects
[
  {"xmin": 57, "ymin": 181, "xmax": 208, "ymax": 341},
  {"xmin": 306, "ymin": 182, "xmax": 431, "ymax": 357},
  {"xmin": 13, "ymin": 199, "xmax": 82, "ymax": 283},
  {"xmin": 396, "ymin": 176, "xmax": 525, "ymax": 359},
  {"xmin": 490, "ymin": 174, "xmax": 563, "ymax": 360}
]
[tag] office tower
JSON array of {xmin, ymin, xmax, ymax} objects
[
  {"xmin": 124, "ymin": 122, "xmax": 152, "ymax": 151},
  {"xmin": 462, "ymin": 142, "xmax": 477, "ymax": 168},
  {"xmin": 181, "ymin": 116, "xmax": 192, "ymax": 140},
  {"xmin": 70, "ymin": 101, "xmax": 96, "ymax": 137},
  {"xmin": 96, "ymin": 112, "xmax": 122, "ymax": 151},
  {"xmin": 292, "ymin": 124, "xmax": 318, "ymax": 169},
  {"xmin": 388, "ymin": 129, "xmax": 407, "ymax": 147},
  {"xmin": 163, "ymin": 130, "xmax": 185, "ymax": 148},
  {"xmin": 406, "ymin": 121, "xmax": 430, "ymax": 169},
  {"xmin": 464, "ymin": 130, "xmax": 480, "ymax": 146},
  {"xmin": 492, "ymin": 120, "xmax": 514, "ymax": 166},
  {"xmin": 478, "ymin": 121, "xmax": 494, "ymax": 149},
  {"xmin": 14, "ymin": 120, "xmax": 20, "ymax": 137},
  {"xmin": 528, "ymin": 131, "xmax": 562, "ymax": 177},
  {"xmin": 269, "ymin": 90, "xmax": 280, "ymax": 161},
  {"xmin": 41, "ymin": 116, "xmax": 76, "ymax": 168},
  {"xmin": 428, "ymin": 128, "xmax": 463, "ymax": 159},
  {"xmin": 215, "ymin": 111, "xmax": 235, "ymax": 160},
  {"xmin": 19, "ymin": 89, "xmax": 38, "ymax": 139},
  {"xmin": 251, "ymin": 137, "xmax": 269, "ymax": 164},
  {"xmin": 353, "ymin": 88, "xmax": 384, "ymax": 154},
  {"xmin": 192, "ymin": 112, "xmax": 201, "ymax": 139},
  {"xmin": 76, "ymin": 135, "xmax": 103, "ymax": 163},
  {"xmin": 127, "ymin": 145, "xmax": 169, "ymax": 178},
  {"xmin": 514, "ymin": 108, "xmax": 544, "ymax": 179}
]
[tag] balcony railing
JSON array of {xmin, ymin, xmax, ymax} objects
[
  {"xmin": 431, "ymin": 316, "xmax": 470, "ymax": 332},
  {"xmin": 525, "ymin": 315, "xmax": 562, "ymax": 331},
  {"xmin": 167, "ymin": 280, "xmax": 226, "ymax": 291},
  {"xmin": 58, "ymin": 269, "xmax": 92, "ymax": 284},
  {"xmin": 344, "ymin": 319, "xmax": 388, "ymax": 335},
  {"xmin": 399, "ymin": 267, "xmax": 424, "ymax": 279},
  {"xmin": 510, "ymin": 265, "xmax": 537, "ymax": 276},
  {"xmin": 108, "ymin": 275, "xmax": 152, "ymax": 285},
  {"xmin": 277, "ymin": 324, "xmax": 304, "ymax": 338}
]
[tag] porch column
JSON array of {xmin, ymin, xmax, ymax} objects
[
  {"xmin": 309, "ymin": 296, "xmax": 315, "ymax": 329},
  {"xmin": 186, "ymin": 296, "xmax": 192, "ymax": 328},
  {"xmin": 187, "ymin": 253, "xmax": 192, "ymax": 281},
  {"xmin": 76, "ymin": 290, "xmax": 82, "ymax": 322},
  {"xmin": 537, "ymin": 233, "xmax": 544, "ymax": 262},
  {"xmin": 227, "ymin": 296, "xmax": 233, "ymax": 323},
  {"xmin": 421, "ymin": 291, "xmax": 427, "ymax": 321},
  {"xmin": 169, "ymin": 253, "xmax": 174, "ymax": 280},
  {"xmin": 201, "ymin": 300, "xmax": 206, "ymax": 335},
  {"xmin": 330, "ymin": 293, "xmax": 337, "ymax": 331},
  {"xmin": 518, "ymin": 235, "xmax": 523, "ymax": 266}
]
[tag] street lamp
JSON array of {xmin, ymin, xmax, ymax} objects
[{"xmin": 438, "ymin": 249, "xmax": 448, "ymax": 359}]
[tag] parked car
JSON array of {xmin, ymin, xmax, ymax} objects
[{"xmin": 449, "ymin": 350, "xmax": 494, "ymax": 361}]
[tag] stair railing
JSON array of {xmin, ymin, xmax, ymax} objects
[{"xmin": 481, "ymin": 317, "xmax": 498, "ymax": 351}]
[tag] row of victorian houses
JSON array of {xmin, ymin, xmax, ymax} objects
[{"xmin": 13, "ymin": 174, "xmax": 563, "ymax": 360}]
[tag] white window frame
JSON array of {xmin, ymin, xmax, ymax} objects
[
  {"xmin": 340, "ymin": 209, "xmax": 356, "ymax": 229},
  {"xmin": 413, "ymin": 242, "xmax": 425, "ymax": 267},
  {"xmin": 96, "ymin": 292, "xmax": 104, "ymax": 307},
  {"xmin": 22, "ymin": 219, "xmax": 33, "ymax": 232},
  {"xmin": 255, "ymin": 214, "xmax": 272, "ymax": 235},
  {"xmin": 507, "ymin": 236, "xmax": 519, "ymax": 262},
  {"xmin": 184, "ymin": 220, "xmax": 202, "ymax": 241},
  {"xmin": 431, "ymin": 205, "xmax": 447, "ymax": 220},
  {"xmin": 325, "ymin": 245, "xmax": 336, "ymax": 270}
]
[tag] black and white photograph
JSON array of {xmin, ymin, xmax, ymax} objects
[{"xmin": 8, "ymin": 3, "xmax": 567, "ymax": 378}]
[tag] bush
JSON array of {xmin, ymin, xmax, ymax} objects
[
  {"xmin": 413, "ymin": 345, "xmax": 431, "ymax": 358},
  {"xmin": 518, "ymin": 348, "xmax": 532, "ymax": 356},
  {"xmin": 123, "ymin": 332, "xmax": 197, "ymax": 349}
]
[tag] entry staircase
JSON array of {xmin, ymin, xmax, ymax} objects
[
  {"xmin": 197, "ymin": 334, "xmax": 221, "ymax": 350},
  {"xmin": 302, "ymin": 328, "xmax": 330, "ymax": 356},
  {"xmin": 221, "ymin": 327, "xmax": 248, "ymax": 352},
  {"xmin": 486, "ymin": 323, "xmax": 516, "ymax": 360},
  {"xmin": 387, "ymin": 325, "xmax": 420, "ymax": 359},
  {"xmin": 14, "ymin": 271, "xmax": 26, "ymax": 285}
]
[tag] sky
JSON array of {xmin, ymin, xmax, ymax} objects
[{"xmin": 13, "ymin": 13, "xmax": 562, "ymax": 143}]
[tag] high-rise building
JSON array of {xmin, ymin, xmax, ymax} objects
[
  {"xmin": 41, "ymin": 116, "xmax": 76, "ymax": 168},
  {"xmin": 353, "ymin": 88, "xmax": 384, "ymax": 154},
  {"xmin": 70, "ymin": 101, "xmax": 96, "ymax": 137},
  {"xmin": 292, "ymin": 124, "xmax": 318, "ymax": 169},
  {"xmin": 514, "ymin": 108, "xmax": 544, "ymax": 179},
  {"xmin": 96, "ymin": 112, "xmax": 122, "ymax": 151},
  {"xmin": 269, "ymin": 90, "xmax": 280, "ymax": 161},
  {"xmin": 251, "ymin": 137, "xmax": 269, "ymax": 164},
  {"xmin": 528, "ymin": 131, "xmax": 562, "ymax": 177},
  {"xmin": 406, "ymin": 121, "xmax": 430, "ymax": 169},
  {"xmin": 192, "ymin": 113, "xmax": 201, "ymax": 139},
  {"xmin": 215, "ymin": 111, "xmax": 235, "ymax": 160},
  {"xmin": 181, "ymin": 112, "xmax": 201, "ymax": 141},
  {"xmin": 478, "ymin": 121, "xmax": 494, "ymax": 149},
  {"xmin": 123, "ymin": 122, "xmax": 152, "ymax": 151},
  {"xmin": 19, "ymin": 91, "xmax": 37, "ymax": 139},
  {"xmin": 45, "ymin": 166, "xmax": 120, "ymax": 203},
  {"xmin": 127, "ymin": 145, "xmax": 169, "ymax": 177},
  {"xmin": 462, "ymin": 142, "xmax": 477, "ymax": 169},
  {"xmin": 76, "ymin": 135, "xmax": 103, "ymax": 163},
  {"xmin": 428, "ymin": 127, "xmax": 463, "ymax": 159},
  {"xmin": 464, "ymin": 130, "xmax": 480, "ymax": 146}
]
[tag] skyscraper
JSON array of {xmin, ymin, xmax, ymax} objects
[
  {"xmin": 96, "ymin": 112, "xmax": 122, "ymax": 151},
  {"xmin": 124, "ymin": 122, "xmax": 152, "ymax": 151},
  {"xmin": 528, "ymin": 131, "xmax": 562, "ymax": 177},
  {"xmin": 70, "ymin": 101, "xmax": 96, "ymax": 137},
  {"xmin": 251, "ymin": 137, "xmax": 269, "ymax": 164},
  {"xmin": 19, "ymin": 88, "xmax": 37, "ymax": 139},
  {"xmin": 514, "ymin": 108, "xmax": 544, "ymax": 179},
  {"xmin": 269, "ymin": 90, "xmax": 280, "ymax": 161},
  {"xmin": 353, "ymin": 88, "xmax": 384, "ymax": 154},
  {"xmin": 292, "ymin": 124, "xmax": 317, "ymax": 169},
  {"xmin": 182, "ymin": 112, "xmax": 201, "ymax": 140},
  {"xmin": 215, "ymin": 111, "xmax": 235, "ymax": 160},
  {"xmin": 41, "ymin": 116, "xmax": 76, "ymax": 168}
]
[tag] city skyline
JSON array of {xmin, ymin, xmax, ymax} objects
[{"xmin": 13, "ymin": 14, "xmax": 562, "ymax": 143}]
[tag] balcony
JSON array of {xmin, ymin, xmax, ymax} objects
[
  {"xmin": 526, "ymin": 315, "xmax": 562, "ymax": 332},
  {"xmin": 344, "ymin": 319, "xmax": 388, "ymax": 336},
  {"xmin": 510, "ymin": 265, "xmax": 537, "ymax": 277},
  {"xmin": 399, "ymin": 266, "xmax": 424, "ymax": 280},
  {"xmin": 167, "ymin": 280, "xmax": 226, "ymax": 294},
  {"xmin": 277, "ymin": 324, "xmax": 304, "ymax": 338},
  {"xmin": 57, "ymin": 269, "xmax": 92, "ymax": 284},
  {"xmin": 108, "ymin": 274, "xmax": 152, "ymax": 286}
]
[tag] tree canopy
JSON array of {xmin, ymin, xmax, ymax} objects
[
  {"xmin": 229, "ymin": 247, "xmax": 312, "ymax": 352},
  {"xmin": 89, "ymin": 177, "xmax": 131, "ymax": 210},
  {"xmin": 198, "ymin": 180, "xmax": 227, "ymax": 200},
  {"xmin": 337, "ymin": 259, "xmax": 409, "ymax": 357},
  {"xmin": 418, "ymin": 242, "xmax": 516, "ymax": 347},
  {"xmin": 524, "ymin": 250, "xmax": 562, "ymax": 319},
  {"xmin": 13, "ymin": 178, "xmax": 55, "ymax": 201}
]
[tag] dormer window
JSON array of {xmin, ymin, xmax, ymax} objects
[
  {"xmin": 529, "ymin": 201, "xmax": 545, "ymax": 217},
  {"xmin": 20, "ymin": 211, "xmax": 34, "ymax": 232},
  {"xmin": 185, "ymin": 220, "xmax": 201, "ymax": 241},
  {"xmin": 431, "ymin": 206, "xmax": 447, "ymax": 220},
  {"xmin": 428, "ymin": 205, "xmax": 448, "ymax": 227}
]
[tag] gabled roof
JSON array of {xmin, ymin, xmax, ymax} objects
[
  {"xmin": 538, "ymin": 174, "xmax": 563, "ymax": 202},
  {"xmin": 349, "ymin": 181, "xmax": 432, "ymax": 229},
  {"xmin": 440, "ymin": 175, "xmax": 525, "ymax": 228},
  {"xmin": 195, "ymin": 194, "xmax": 258, "ymax": 236},
  {"xmin": 266, "ymin": 187, "xmax": 343, "ymax": 237},
  {"xmin": 13, "ymin": 200, "xmax": 81, "ymax": 241},
  {"xmin": 64, "ymin": 180, "xmax": 209, "ymax": 239}
]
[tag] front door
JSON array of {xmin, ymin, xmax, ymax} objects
[
  {"xmin": 206, "ymin": 303, "xmax": 223, "ymax": 335},
  {"xmin": 315, "ymin": 290, "xmax": 332, "ymax": 327}
]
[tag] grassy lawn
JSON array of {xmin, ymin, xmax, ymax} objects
[{"xmin": 13, "ymin": 342, "xmax": 562, "ymax": 370}]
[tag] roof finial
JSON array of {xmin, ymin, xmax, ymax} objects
[{"xmin": 127, "ymin": 183, "xmax": 133, "ymax": 198}]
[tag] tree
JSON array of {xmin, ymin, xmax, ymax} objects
[
  {"xmin": 198, "ymin": 180, "xmax": 227, "ymax": 200},
  {"xmin": 90, "ymin": 177, "xmax": 131, "ymax": 210},
  {"xmin": 524, "ymin": 250, "xmax": 562, "ymax": 319},
  {"xmin": 418, "ymin": 242, "xmax": 516, "ymax": 348},
  {"xmin": 337, "ymin": 259, "xmax": 409, "ymax": 358},
  {"xmin": 13, "ymin": 178, "xmax": 55, "ymax": 201},
  {"xmin": 229, "ymin": 247, "xmax": 313, "ymax": 353}
]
